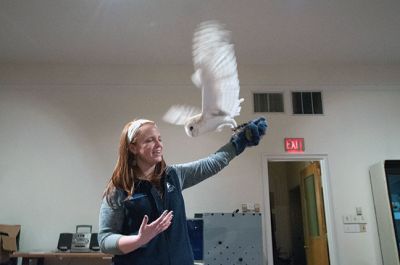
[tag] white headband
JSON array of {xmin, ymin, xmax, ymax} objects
[{"xmin": 127, "ymin": 119, "xmax": 154, "ymax": 143}]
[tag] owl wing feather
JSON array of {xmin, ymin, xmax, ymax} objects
[
  {"xmin": 162, "ymin": 104, "xmax": 201, "ymax": 125},
  {"xmin": 192, "ymin": 21, "xmax": 243, "ymax": 119}
]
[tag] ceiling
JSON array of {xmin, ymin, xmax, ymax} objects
[{"xmin": 1, "ymin": 0, "xmax": 399, "ymax": 66}]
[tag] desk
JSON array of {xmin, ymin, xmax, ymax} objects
[{"xmin": 11, "ymin": 251, "xmax": 113, "ymax": 265}]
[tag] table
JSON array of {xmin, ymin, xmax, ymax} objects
[{"xmin": 11, "ymin": 251, "xmax": 113, "ymax": 265}]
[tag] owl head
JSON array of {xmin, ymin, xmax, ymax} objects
[{"xmin": 184, "ymin": 115, "xmax": 202, "ymax": 137}]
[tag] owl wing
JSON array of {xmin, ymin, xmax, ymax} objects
[
  {"xmin": 162, "ymin": 104, "xmax": 201, "ymax": 125},
  {"xmin": 192, "ymin": 21, "xmax": 243, "ymax": 119}
]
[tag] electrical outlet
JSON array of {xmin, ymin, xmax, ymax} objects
[
  {"xmin": 343, "ymin": 215, "xmax": 352, "ymax": 223},
  {"xmin": 356, "ymin": 215, "xmax": 366, "ymax": 223}
]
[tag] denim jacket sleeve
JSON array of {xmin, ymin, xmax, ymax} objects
[
  {"xmin": 171, "ymin": 142, "xmax": 237, "ymax": 190},
  {"xmin": 98, "ymin": 190, "xmax": 126, "ymax": 255}
]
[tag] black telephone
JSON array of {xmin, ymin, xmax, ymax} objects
[{"xmin": 57, "ymin": 225, "xmax": 99, "ymax": 252}]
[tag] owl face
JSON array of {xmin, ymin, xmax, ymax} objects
[{"xmin": 184, "ymin": 120, "xmax": 199, "ymax": 137}]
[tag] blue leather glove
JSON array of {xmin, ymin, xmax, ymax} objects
[{"xmin": 230, "ymin": 117, "xmax": 268, "ymax": 155}]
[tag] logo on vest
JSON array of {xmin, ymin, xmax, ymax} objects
[{"xmin": 166, "ymin": 182, "xmax": 175, "ymax": 193}]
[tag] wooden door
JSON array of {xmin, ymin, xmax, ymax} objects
[{"xmin": 300, "ymin": 162, "xmax": 329, "ymax": 265}]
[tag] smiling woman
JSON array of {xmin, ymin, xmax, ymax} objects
[
  {"xmin": 129, "ymin": 122, "xmax": 164, "ymax": 177},
  {"xmin": 98, "ymin": 117, "xmax": 267, "ymax": 265}
]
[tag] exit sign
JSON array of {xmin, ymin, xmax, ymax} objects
[{"xmin": 284, "ymin": 138, "xmax": 305, "ymax": 153}]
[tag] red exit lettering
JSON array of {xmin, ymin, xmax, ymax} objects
[{"xmin": 284, "ymin": 138, "xmax": 305, "ymax": 153}]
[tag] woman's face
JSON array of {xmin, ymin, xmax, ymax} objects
[{"xmin": 130, "ymin": 123, "xmax": 163, "ymax": 168}]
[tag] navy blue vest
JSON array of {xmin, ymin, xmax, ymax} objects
[{"xmin": 112, "ymin": 167, "xmax": 194, "ymax": 265}]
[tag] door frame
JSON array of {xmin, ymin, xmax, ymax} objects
[{"xmin": 261, "ymin": 154, "xmax": 339, "ymax": 265}]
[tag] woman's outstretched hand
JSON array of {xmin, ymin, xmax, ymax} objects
[
  {"xmin": 230, "ymin": 117, "xmax": 268, "ymax": 155},
  {"xmin": 138, "ymin": 210, "xmax": 173, "ymax": 246}
]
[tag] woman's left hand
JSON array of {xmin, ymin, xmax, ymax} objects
[{"xmin": 137, "ymin": 210, "xmax": 174, "ymax": 246}]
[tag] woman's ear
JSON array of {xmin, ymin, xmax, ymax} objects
[{"xmin": 128, "ymin": 144, "xmax": 137, "ymax": 154}]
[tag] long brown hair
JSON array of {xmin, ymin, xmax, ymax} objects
[{"xmin": 103, "ymin": 120, "xmax": 166, "ymax": 206}]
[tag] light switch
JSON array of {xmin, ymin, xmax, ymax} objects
[
  {"xmin": 344, "ymin": 224, "xmax": 360, "ymax": 233},
  {"xmin": 344, "ymin": 224, "xmax": 367, "ymax": 233},
  {"xmin": 360, "ymin": 224, "xmax": 367, "ymax": 232}
]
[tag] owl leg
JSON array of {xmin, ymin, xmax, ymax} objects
[
  {"xmin": 217, "ymin": 123, "xmax": 231, "ymax": 131},
  {"xmin": 217, "ymin": 118, "xmax": 237, "ymax": 131}
]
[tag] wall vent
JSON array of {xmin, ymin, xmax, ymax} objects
[
  {"xmin": 253, "ymin": 93, "xmax": 284, "ymax": 113},
  {"xmin": 292, "ymin": 91, "xmax": 323, "ymax": 114}
]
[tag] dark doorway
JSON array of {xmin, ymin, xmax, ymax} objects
[
  {"xmin": 289, "ymin": 187, "xmax": 306, "ymax": 265},
  {"xmin": 268, "ymin": 161, "xmax": 320, "ymax": 265}
]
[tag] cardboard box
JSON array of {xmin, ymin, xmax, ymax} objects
[{"xmin": 0, "ymin": 225, "xmax": 20, "ymax": 264}]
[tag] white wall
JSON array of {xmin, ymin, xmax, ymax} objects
[{"xmin": 1, "ymin": 64, "xmax": 400, "ymax": 265}]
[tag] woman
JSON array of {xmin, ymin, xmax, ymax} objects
[{"xmin": 98, "ymin": 117, "xmax": 267, "ymax": 265}]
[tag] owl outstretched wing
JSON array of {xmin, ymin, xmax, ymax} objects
[
  {"xmin": 162, "ymin": 104, "xmax": 201, "ymax": 125},
  {"xmin": 192, "ymin": 21, "xmax": 243, "ymax": 119}
]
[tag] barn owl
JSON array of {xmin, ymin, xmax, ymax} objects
[{"xmin": 163, "ymin": 20, "xmax": 243, "ymax": 137}]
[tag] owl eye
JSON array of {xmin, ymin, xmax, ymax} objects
[{"xmin": 189, "ymin": 126, "xmax": 194, "ymax": 131}]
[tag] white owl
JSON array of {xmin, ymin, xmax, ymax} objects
[{"xmin": 163, "ymin": 21, "xmax": 243, "ymax": 137}]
